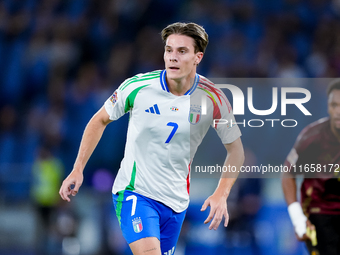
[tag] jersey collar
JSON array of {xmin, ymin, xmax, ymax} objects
[{"xmin": 160, "ymin": 70, "xmax": 199, "ymax": 95}]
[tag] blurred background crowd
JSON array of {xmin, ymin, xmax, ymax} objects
[{"xmin": 0, "ymin": 0, "xmax": 339, "ymax": 254}]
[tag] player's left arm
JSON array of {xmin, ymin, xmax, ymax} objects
[{"xmin": 201, "ymin": 137, "xmax": 244, "ymax": 230}]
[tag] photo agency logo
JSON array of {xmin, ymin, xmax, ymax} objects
[{"xmin": 202, "ymin": 84, "xmax": 312, "ymax": 128}]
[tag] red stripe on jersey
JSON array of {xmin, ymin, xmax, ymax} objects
[
  {"xmin": 196, "ymin": 114, "xmax": 200, "ymax": 123},
  {"xmin": 199, "ymin": 76, "xmax": 215, "ymax": 87},
  {"xmin": 187, "ymin": 163, "xmax": 191, "ymax": 194},
  {"xmin": 198, "ymin": 79, "xmax": 232, "ymax": 113},
  {"xmin": 207, "ymin": 95, "xmax": 222, "ymax": 128}
]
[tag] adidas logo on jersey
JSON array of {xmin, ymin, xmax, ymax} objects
[{"xmin": 145, "ymin": 104, "xmax": 160, "ymax": 115}]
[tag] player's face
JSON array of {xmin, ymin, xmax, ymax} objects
[
  {"xmin": 328, "ymin": 89, "xmax": 340, "ymax": 131},
  {"xmin": 164, "ymin": 34, "xmax": 203, "ymax": 82}
]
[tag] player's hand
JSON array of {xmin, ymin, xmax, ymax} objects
[
  {"xmin": 296, "ymin": 220, "xmax": 315, "ymax": 242},
  {"xmin": 201, "ymin": 192, "xmax": 229, "ymax": 230},
  {"xmin": 59, "ymin": 169, "xmax": 84, "ymax": 202}
]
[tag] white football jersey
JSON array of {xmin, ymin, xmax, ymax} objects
[{"xmin": 104, "ymin": 70, "xmax": 241, "ymax": 212}]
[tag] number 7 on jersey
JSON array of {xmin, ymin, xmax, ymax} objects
[{"xmin": 165, "ymin": 122, "xmax": 178, "ymax": 143}]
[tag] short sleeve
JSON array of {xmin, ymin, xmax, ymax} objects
[
  {"xmin": 212, "ymin": 90, "xmax": 242, "ymax": 144},
  {"xmin": 104, "ymin": 74, "xmax": 153, "ymax": 120},
  {"xmin": 104, "ymin": 89, "xmax": 126, "ymax": 121}
]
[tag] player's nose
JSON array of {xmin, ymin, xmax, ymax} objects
[
  {"xmin": 169, "ymin": 55, "xmax": 178, "ymax": 62},
  {"xmin": 168, "ymin": 52, "xmax": 178, "ymax": 62}
]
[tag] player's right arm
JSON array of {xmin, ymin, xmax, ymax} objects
[
  {"xmin": 59, "ymin": 72, "xmax": 152, "ymax": 202},
  {"xmin": 282, "ymin": 171, "xmax": 298, "ymax": 205},
  {"xmin": 282, "ymin": 123, "xmax": 317, "ymax": 242},
  {"xmin": 59, "ymin": 106, "xmax": 112, "ymax": 202}
]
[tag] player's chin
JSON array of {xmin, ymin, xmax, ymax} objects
[{"xmin": 167, "ymin": 73, "xmax": 183, "ymax": 81}]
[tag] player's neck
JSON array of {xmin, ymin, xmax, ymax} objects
[{"xmin": 166, "ymin": 73, "xmax": 196, "ymax": 96}]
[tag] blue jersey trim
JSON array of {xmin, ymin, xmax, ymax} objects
[
  {"xmin": 160, "ymin": 70, "xmax": 169, "ymax": 92},
  {"xmin": 159, "ymin": 70, "xmax": 200, "ymax": 95},
  {"xmin": 184, "ymin": 74, "xmax": 199, "ymax": 95}
]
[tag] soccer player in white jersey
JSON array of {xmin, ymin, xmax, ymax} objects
[{"xmin": 60, "ymin": 22, "xmax": 245, "ymax": 255}]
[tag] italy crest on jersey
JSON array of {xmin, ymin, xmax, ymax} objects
[
  {"xmin": 189, "ymin": 104, "xmax": 201, "ymax": 125},
  {"xmin": 132, "ymin": 217, "xmax": 143, "ymax": 233}
]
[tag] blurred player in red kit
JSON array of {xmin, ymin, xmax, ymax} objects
[{"xmin": 282, "ymin": 79, "xmax": 340, "ymax": 255}]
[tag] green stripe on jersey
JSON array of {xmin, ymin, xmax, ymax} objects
[
  {"xmin": 126, "ymin": 161, "xmax": 137, "ymax": 191},
  {"xmin": 120, "ymin": 71, "xmax": 161, "ymax": 91},
  {"xmin": 124, "ymin": 85, "xmax": 149, "ymax": 113},
  {"xmin": 120, "ymin": 76, "xmax": 159, "ymax": 91},
  {"xmin": 139, "ymin": 70, "xmax": 161, "ymax": 77},
  {"xmin": 115, "ymin": 190, "xmax": 125, "ymax": 226},
  {"xmin": 115, "ymin": 161, "xmax": 137, "ymax": 226}
]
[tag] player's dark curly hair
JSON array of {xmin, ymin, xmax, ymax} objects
[
  {"xmin": 327, "ymin": 78, "xmax": 340, "ymax": 96},
  {"xmin": 161, "ymin": 22, "xmax": 209, "ymax": 53}
]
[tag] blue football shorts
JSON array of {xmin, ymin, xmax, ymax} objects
[{"xmin": 112, "ymin": 190, "xmax": 186, "ymax": 254}]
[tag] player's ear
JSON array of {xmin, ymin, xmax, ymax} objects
[{"xmin": 195, "ymin": 52, "xmax": 204, "ymax": 65}]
